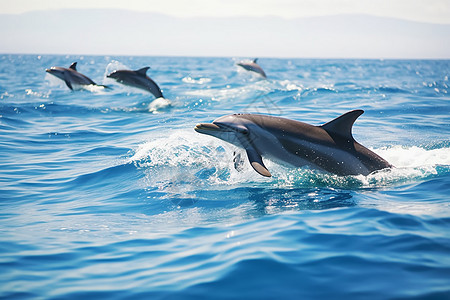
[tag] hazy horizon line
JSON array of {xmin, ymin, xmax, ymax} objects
[{"xmin": 3, "ymin": 52, "xmax": 450, "ymax": 61}]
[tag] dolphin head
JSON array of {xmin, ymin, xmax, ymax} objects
[
  {"xmin": 195, "ymin": 114, "xmax": 273, "ymax": 177},
  {"xmin": 45, "ymin": 67, "xmax": 66, "ymax": 80},
  {"xmin": 106, "ymin": 70, "xmax": 121, "ymax": 80},
  {"xmin": 194, "ymin": 114, "xmax": 252, "ymax": 147},
  {"xmin": 236, "ymin": 62, "xmax": 253, "ymax": 70},
  {"xmin": 106, "ymin": 70, "xmax": 132, "ymax": 84}
]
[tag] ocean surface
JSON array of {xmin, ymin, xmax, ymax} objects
[{"xmin": 1, "ymin": 54, "xmax": 449, "ymax": 299}]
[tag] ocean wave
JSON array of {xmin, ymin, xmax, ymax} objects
[{"xmin": 3, "ymin": 209, "xmax": 448, "ymax": 299}]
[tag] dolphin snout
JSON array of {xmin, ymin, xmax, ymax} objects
[
  {"xmin": 194, "ymin": 123, "xmax": 220, "ymax": 133},
  {"xmin": 46, "ymin": 67, "xmax": 57, "ymax": 73},
  {"xmin": 106, "ymin": 71, "xmax": 118, "ymax": 78}
]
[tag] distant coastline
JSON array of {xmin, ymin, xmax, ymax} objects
[{"xmin": 0, "ymin": 9, "xmax": 449, "ymax": 59}]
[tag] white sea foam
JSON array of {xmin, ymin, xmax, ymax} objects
[
  {"xmin": 184, "ymin": 84, "xmax": 265, "ymax": 102},
  {"xmin": 148, "ymin": 97, "xmax": 172, "ymax": 113},
  {"xmin": 374, "ymin": 145, "xmax": 450, "ymax": 168},
  {"xmin": 277, "ymin": 80, "xmax": 304, "ymax": 92},
  {"xmin": 80, "ymin": 84, "xmax": 108, "ymax": 93},
  {"xmin": 182, "ymin": 76, "xmax": 212, "ymax": 84}
]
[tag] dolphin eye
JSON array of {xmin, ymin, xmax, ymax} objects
[{"xmin": 239, "ymin": 128, "xmax": 249, "ymax": 135}]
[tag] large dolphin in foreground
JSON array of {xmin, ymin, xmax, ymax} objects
[
  {"xmin": 236, "ymin": 58, "xmax": 267, "ymax": 78},
  {"xmin": 195, "ymin": 110, "xmax": 393, "ymax": 177},
  {"xmin": 106, "ymin": 67, "xmax": 164, "ymax": 99},
  {"xmin": 46, "ymin": 62, "xmax": 106, "ymax": 90}
]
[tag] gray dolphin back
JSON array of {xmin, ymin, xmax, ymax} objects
[{"xmin": 107, "ymin": 67, "xmax": 164, "ymax": 98}]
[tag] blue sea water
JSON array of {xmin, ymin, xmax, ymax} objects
[{"xmin": 0, "ymin": 54, "xmax": 449, "ymax": 299}]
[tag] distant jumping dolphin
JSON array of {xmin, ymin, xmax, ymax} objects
[
  {"xmin": 106, "ymin": 67, "xmax": 164, "ymax": 98},
  {"xmin": 195, "ymin": 110, "xmax": 393, "ymax": 177},
  {"xmin": 46, "ymin": 62, "xmax": 106, "ymax": 90},
  {"xmin": 236, "ymin": 58, "xmax": 267, "ymax": 78}
]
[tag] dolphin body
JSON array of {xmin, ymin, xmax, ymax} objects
[
  {"xmin": 46, "ymin": 62, "xmax": 105, "ymax": 90},
  {"xmin": 107, "ymin": 67, "xmax": 164, "ymax": 99},
  {"xmin": 236, "ymin": 58, "xmax": 267, "ymax": 78},
  {"xmin": 195, "ymin": 110, "xmax": 393, "ymax": 177}
]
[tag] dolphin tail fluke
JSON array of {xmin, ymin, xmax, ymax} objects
[{"xmin": 245, "ymin": 147, "xmax": 271, "ymax": 177}]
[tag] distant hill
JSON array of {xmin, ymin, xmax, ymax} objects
[{"xmin": 0, "ymin": 9, "xmax": 449, "ymax": 58}]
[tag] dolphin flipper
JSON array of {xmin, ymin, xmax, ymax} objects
[
  {"xmin": 245, "ymin": 147, "xmax": 271, "ymax": 177},
  {"xmin": 63, "ymin": 72, "xmax": 73, "ymax": 90}
]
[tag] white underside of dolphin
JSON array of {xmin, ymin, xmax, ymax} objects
[{"xmin": 195, "ymin": 110, "xmax": 393, "ymax": 177}]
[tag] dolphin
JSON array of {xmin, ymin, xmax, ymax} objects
[
  {"xmin": 106, "ymin": 67, "xmax": 164, "ymax": 98},
  {"xmin": 194, "ymin": 110, "xmax": 393, "ymax": 177},
  {"xmin": 46, "ymin": 62, "xmax": 106, "ymax": 90},
  {"xmin": 236, "ymin": 58, "xmax": 267, "ymax": 78}
]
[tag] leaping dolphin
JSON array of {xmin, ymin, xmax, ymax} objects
[
  {"xmin": 46, "ymin": 62, "xmax": 106, "ymax": 90},
  {"xmin": 236, "ymin": 58, "xmax": 267, "ymax": 78},
  {"xmin": 106, "ymin": 67, "xmax": 164, "ymax": 99},
  {"xmin": 194, "ymin": 110, "xmax": 393, "ymax": 177}
]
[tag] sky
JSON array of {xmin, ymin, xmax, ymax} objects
[
  {"xmin": 1, "ymin": 0, "xmax": 449, "ymax": 24},
  {"xmin": 0, "ymin": 0, "xmax": 449, "ymax": 58}
]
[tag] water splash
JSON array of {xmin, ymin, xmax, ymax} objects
[{"xmin": 182, "ymin": 76, "xmax": 212, "ymax": 84}]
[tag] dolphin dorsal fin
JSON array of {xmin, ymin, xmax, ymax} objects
[
  {"xmin": 253, "ymin": 58, "xmax": 258, "ymax": 63},
  {"xmin": 320, "ymin": 110, "xmax": 364, "ymax": 140},
  {"xmin": 136, "ymin": 67, "xmax": 150, "ymax": 76},
  {"xmin": 69, "ymin": 62, "xmax": 77, "ymax": 70}
]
